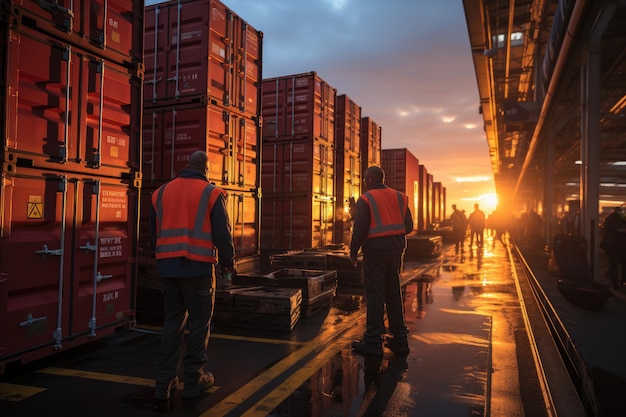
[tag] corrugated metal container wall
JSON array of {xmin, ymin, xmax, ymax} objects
[
  {"xmin": 2, "ymin": 23, "xmax": 143, "ymax": 178},
  {"xmin": 143, "ymin": 0, "xmax": 262, "ymax": 118},
  {"xmin": 260, "ymin": 194, "xmax": 334, "ymax": 250},
  {"xmin": 0, "ymin": 167, "xmax": 139, "ymax": 368},
  {"xmin": 426, "ymin": 173, "xmax": 434, "ymax": 229},
  {"xmin": 7, "ymin": 0, "xmax": 144, "ymax": 68},
  {"xmin": 359, "ymin": 117, "xmax": 381, "ymax": 193},
  {"xmin": 142, "ymin": 101, "xmax": 258, "ymax": 187},
  {"xmin": 262, "ymin": 72, "xmax": 336, "ymax": 144},
  {"xmin": 261, "ymin": 138, "xmax": 334, "ymax": 197},
  {"xmin": 417, "ymin": 165, "xmax": 429, "ymax": 230},
  {"xmin": 334, "ymin": 95, "xmax": 361, "ymax": 245},
  {"xmin": 381, "ymin": 149, "xmax": 419, "ymax": 232},
  {"xmin": 432, "ymin": 182, "xmax": 441, "ymax": 223}
]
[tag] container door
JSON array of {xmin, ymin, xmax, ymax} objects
[
  {"xmin": 0, "ymin": 171, "xmax": 72, "ymax": 358},
  {"xmin": 72, "ymin": 178, "xmax": 137, "ymax": 336},
  {"xmin": 5, "ymin": 27, "xmax": 78, "ymax": 165}
]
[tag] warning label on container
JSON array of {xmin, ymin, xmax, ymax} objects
[
  {"xmin": 100, "ymin": 189, "xmax": 128, "ymax": 221},
  {"xmin": 100, "ymin": 236, "xmax": 123, "ymax": 258},
  {"xmin": 27, "ymin": 196, "xmax": 43, "ymax": 219},
  {"xmin": 101, "ymin": 190, "xmax": 127, "ymax": 210}
]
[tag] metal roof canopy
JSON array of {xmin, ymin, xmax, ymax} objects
[{"xmin": 462, "ymin": 0, "xmax": 626, "ymax": 220}]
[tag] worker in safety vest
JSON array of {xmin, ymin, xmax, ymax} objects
[
  {"xmin": 350, "ymin": 166, "xmax": 413, "ymax": 357},
  {"xmin": 150, "ymin": 151, "xmax": 235, "ymax": 401}
]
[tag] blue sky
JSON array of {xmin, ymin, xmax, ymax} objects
[{"xmin": 144, "ymin": 0, "xmax": 496, "ymax": 214}]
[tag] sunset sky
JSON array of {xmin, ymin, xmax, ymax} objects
[{"xmin": 145, "ymin": 0, "xmax": 498, "ymax": 215}]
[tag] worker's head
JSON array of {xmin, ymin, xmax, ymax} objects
[
  {"xmin": 363, "ymin": 166, "xmax": 384, "ymax": 190},
  {"xmin": 452, "ymin": 204, "xmax": 457, "ymax": 210},
  {"xmin": 186, "ymin": 151, "xmax": 209, "ymax": 176}
]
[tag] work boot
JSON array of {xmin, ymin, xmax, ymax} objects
[
  {"xmin": 183, "ymin": 372, "xmax": 214, "ymax": 399},
  {"xmin": 153, "ymin": 376, "xmax": 179, "ymax": 401},
  {"xmin": 351, "ymin": 340, "xmax": 383, "ymax": 356},
  {"xmin": 384, "ymin": 336, "xmax": 410, "ymax": 357}
]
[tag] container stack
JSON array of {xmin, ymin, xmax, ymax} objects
[
  {"xmin": 260, "ymin": 72, "xmax": 336, "ymax": 251},
  {"xmin": 382, "ymin": 148, "xmax": 420, "ymax": 232},
  {"xmin": 334, "ymin": 95, "xmax": 362, "ymax": 246},
  {"xmin": 138, "ymin": 0, "xmax": 263, "ymax": 283},
  {"xmin": 432, "ymin": 181, "xmax": 446, "ymax": 225},
  {"xmin": 359, "ymin": 117, "xmax": 383, "ymax": 192},
  {"xmin": 1, "ymin": 0, "xmax": 144, "ymax": 367}
]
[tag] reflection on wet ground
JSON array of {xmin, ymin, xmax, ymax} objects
[{"xmin": 275, "ymin": 237, "xmax": 515, "ymax": 416}]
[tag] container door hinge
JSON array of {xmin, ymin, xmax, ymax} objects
[
  {"xmin": 35, "ymin": 245, "xmax": 64, "ymax": 258},
  {"xmin": 19, "ymin": 313, "xmax": 47, "ymax": 327}
]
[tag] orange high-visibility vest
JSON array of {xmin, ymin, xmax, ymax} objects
[
  {"xmin": 152, "ymin": 178, "xmax": 224, "ymax": 263},
  {"xmin": 361, "ymin": 188, "xmax": 408, "ymax": 239}
]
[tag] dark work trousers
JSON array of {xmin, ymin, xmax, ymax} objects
[
  {"xmin": 605, "ymin": 246, "xmax": 626, "ymax": 288},
  {"xmin": 470, "ymin": 228, "xmax": 484, "ymax": 246},
  {"xmin": 155, "ymin": 274, "xmax": 214, "ymax": 390},
  {"xmin": 362, "ymin": 252, "xmax": 409, "ymax": 345}
]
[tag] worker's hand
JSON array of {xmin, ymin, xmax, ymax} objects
[{"xmin": 350, "ymin": 255, "xmax": 358, "ymax": 268}]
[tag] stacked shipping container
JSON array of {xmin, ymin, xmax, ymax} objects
[
  {"xmin": 140, "ymin": 0, "xmax": 263, "ymax": 270},
  {"xmin": 261, "ymin": 72, "xmax": 336, "ymax": 250},
  {"xmin": 381, "ymin": 149, "xmax": 420, "ymax": 232},
  {"xmin": 360, "ymin": 116, "xmax": 382, "ymax": 183},
  {"xmin": 1, "ymin": 0, "xmax": 144, "ymax": 370},
  {"xmin": 334, "ymin": 95, "xmax": 362, "ymax": 246}
]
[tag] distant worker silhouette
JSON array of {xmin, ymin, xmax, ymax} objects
[
  {"xmin": 468, "ymin": 203, "xmax": 486, "ymax": 247},
  {"xmin": 450, "ymin": 204, "xmax": 467, "ymax": 252},
  {"xmin": 600, "ymin": 206, "xmax": 626, "ymax": 289},
  {"xmin": 350, "ymin": 166, "xmax": 413, "ymax": 357}
]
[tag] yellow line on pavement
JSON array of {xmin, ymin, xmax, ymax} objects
[
  {"xmin": 240, "ymin": 337, "xmax": 355, "ymax": 417},
  {"xmin": 203, "ymin": 313, "xmax": 365, "ymax": 417},
  {"xmin": 0, "ymin": 383, "xmax": 46, "ymax": 401},
  {"xmin": 38, "ymin": 367, "xmax": 156, "ymax": 387},
  {"xmin": 134, "ymin": 325, "xmax": 307, "ymax": 346}
]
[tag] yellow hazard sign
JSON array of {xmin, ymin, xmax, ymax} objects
[{"xmin": 27, "ymin": 196, "xmax": 43, "ymax": 219}]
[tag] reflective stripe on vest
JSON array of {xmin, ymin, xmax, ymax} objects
[
  {"xmin": 152, "ymin": 179, "xmax": 221, "ymax": 263},
  {"xmin": 362, "ymin": 188, "xmax": 408, "ymax": 238}
]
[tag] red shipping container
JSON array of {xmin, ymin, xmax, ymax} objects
[
  {"xmin": 262, "ymin": 72, "xmax": 336, "ymax": 143},
  {"xmin": 360, "ymin": 117, "xmax": 382, "ymax": 185},
  {"xmin": 261, "ymin": 138, "xmax": 334, "ymax": 197},
  {"xmin": 381, "ymin": 148, "xmax": 419, "ymax": 232},
  {"xmin": 143, "ymin": 0, "xmax": 262, "ymax": 118},
  {"xmin": 432, "ymin": 181, "xmax": 445, "ymax": 223},
  {"xmin": 2, "ymin": 24, "xmax": 142, "ymax": 177},
  {"xmin": 8, "ymin": 0, "xmax": 144, "ymax": 68},
  {"xmin": 261, "ymin": 194, "xmax": 334, "ymax": 250},
  {"xmin": 417, "ymin": 165, "xmax": 429, "ymax": 231},
  {"xmin": 334, "ymin": 95, "xmax": 362, "ymax": 244},
  {"xmin": 0, "ymin": 167, "xmax": 138, "ymax": 369},
  {"xmin": 142, "ymin": 100, "xmax": 259, "ymax": 187},
  {"xmin": 335, "ymin": 95, "xmax": 361, "ymax": 153},
  {"xmin": 334, "ymin": 150, "xmax": 360, "ymax": 245}
]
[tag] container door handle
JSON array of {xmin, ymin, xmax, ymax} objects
[
  {"xmin": 96, "ymin": 272, "xmax": 113, "ymax": 283},
  {"xmin": 19, "ymin": 313, "xmax": 47, "ymax": 328},
  {"xmin": 80, "ymin": 242, "xmax": 97, "ymax": 252},
  {"xmin": 35, "ymin": 245, "xmax": 64, "ymax": 258}
]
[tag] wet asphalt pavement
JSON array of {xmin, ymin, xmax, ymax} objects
[{"xmin": 1, "ymin": 236, "xmax": 551, "ymax": 416}]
